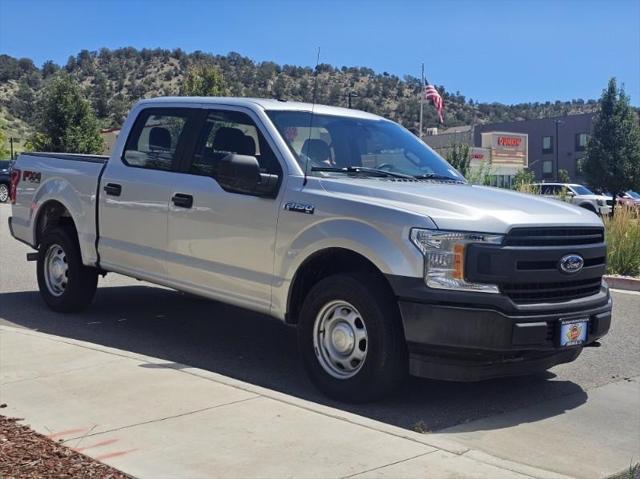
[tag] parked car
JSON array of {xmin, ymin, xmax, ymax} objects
[
  {"xmin": 532, "ymin": 182, "xmax": 612, "ymax": 215},
  {"xmin": 0, "ymin": 159, "xmax": 13, "ymax": 203},
  {"xmin": 8, "ymin": 97, "xmax": 612, "ymax": 402},
  {"xmin": 615, "ymin": 191, "xmax": 640, "ymax": 208}
]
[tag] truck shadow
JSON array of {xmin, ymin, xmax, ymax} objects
[{"xmin": 0, "ymin": 283, "xmax": 587, "ymax": 433}]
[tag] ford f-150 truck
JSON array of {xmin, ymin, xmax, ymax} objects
[{"xmin": 8, "ymin": 97, "xmax": 612, "ymax": 402}]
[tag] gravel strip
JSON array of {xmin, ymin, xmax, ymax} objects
[{"xmin": 0, "ymin": 414, "xmax": 129, "ymax": 479}]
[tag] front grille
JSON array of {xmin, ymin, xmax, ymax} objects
[
  {"xmin": 606, "ymin": 199, "xmax": 614, "ymax": 206},
  {"xmin": 516, "ymin": 256, "xmax": 605, "ymax": 271},
  {"xmin": 505, "ymin": 227, "xmax": 604, "ymax": 246},
  {"xmin": 501, "ymin": 278, "xmax": 602, "ymax": 304},
  {"xmin": 545, "ymin": 322, "xmax": 555, "ymax": 341}
]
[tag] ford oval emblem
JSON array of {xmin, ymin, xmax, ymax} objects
[{"xmin": 559, "ymin": 254, "xmax": 584, "ymax": 274}]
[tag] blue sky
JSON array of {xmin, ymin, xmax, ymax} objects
[{"xmin": 1, "ymin": 0, "xmax": 638, "ymax": 105}]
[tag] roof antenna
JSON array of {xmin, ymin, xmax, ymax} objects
[{"xmin": 303, "ymin": 47, "xmax": 321, "ymax": 187}]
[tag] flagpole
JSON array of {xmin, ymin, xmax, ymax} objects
[{"xmin": 419, "ymin": 63, "xmax": 424, "ymax": 139}]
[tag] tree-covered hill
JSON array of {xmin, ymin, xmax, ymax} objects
[{"xmin": 1, "ymin": 47, "xmax": 601, "ymax": 140}]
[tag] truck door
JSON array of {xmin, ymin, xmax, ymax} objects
[
  {"xmin": 98, "ymin": 108, "xmax": 197, "ymax": 281},
  {"xmin": 165, "ymin": 107, "xmax": 284, "ymax": 314}
]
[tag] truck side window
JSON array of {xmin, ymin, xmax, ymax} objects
[
  {"xmin": 189, "ymin": 110, "xmax": 282, "ymax": 178},
  {"xmin": 123, "ymin": 111, "xmax": 189, "ymax": 171}
]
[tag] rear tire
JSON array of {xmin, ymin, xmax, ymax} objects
[
  {"xmin": 298, "ymin": 272, "xmax": 407, "ymax": 403},
  {"xmin": 37, "ymin": 226, "xmax": 98, "ymax": 313}
]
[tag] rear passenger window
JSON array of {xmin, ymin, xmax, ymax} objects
[
  {"xmin": 190, "ymin": 110, "xmax": 281, "ymax": 177},
  {"xmin": 123, "ymin": 110, "xmax": 189, "ymax": 171}
]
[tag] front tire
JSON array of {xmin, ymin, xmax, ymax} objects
[
  {"xmin": 298, "ymin": 273, "xmax": 407, "ymax": 403},
  {"xmin": 37, "ymin": 226, "xmax": 98, "ymax": 313}
]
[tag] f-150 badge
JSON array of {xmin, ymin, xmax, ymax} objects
[{"xmin": 284, "ymin": 202, "xmax": 315, "ymax": 214}]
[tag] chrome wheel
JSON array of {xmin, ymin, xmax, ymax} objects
[
  {"xmin": 43, "ymin": 244, "xmax": 68, "ymax": 297},
  {"xmin": 313, "ymin": 300, "xmax": 368, "ymax": 379},
  {"xmin": 0, "ymin": 184, "xmax": 8, "ymax": 203}
]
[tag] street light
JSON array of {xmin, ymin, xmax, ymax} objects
[{"xmin": 553, "ymin": 119, "xmax": 565, "ymax": 181}]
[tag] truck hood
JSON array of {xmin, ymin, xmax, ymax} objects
[
  {"xmin": 575, "ymin": 194, "xmax": 611, "ymax": 201},
  {"xmin": 319, "ymin": 178, "xmax": 603, "ymax": 233}
]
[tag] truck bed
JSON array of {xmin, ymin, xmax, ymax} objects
[{"xmin": 9, "ymin": 152, "xmax": 108, "ymax": 267}]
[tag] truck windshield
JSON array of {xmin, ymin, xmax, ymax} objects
[{"xmin": 266, "ymin": 111, "xmax": 464, "ymax": 181}]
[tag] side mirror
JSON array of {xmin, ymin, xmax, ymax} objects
[{"xmin": 217, "ymin": 154, "xmax": 279, "ymax": 197}]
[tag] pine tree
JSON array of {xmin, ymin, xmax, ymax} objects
[
  {"xmin": 10, "ymin": 79, "xmax": 36, "ymax": 122},
  {"xmin": 0, "ymin": 130, "xmax": 10, "ymax": 159},
  {"xmin": 27, "ymin": 73, "xmax": 103, "ymax": 154},
  {"xmin": 583, "ymin": 78, "xmax": 640, "ymax": 215},
  {"xmin": 180, "ymin": 64, "xmax": 228, "ymax": 96},
  {"xmin": 92, "ymin": 72, "xmax": 112, "ymax": 119}
]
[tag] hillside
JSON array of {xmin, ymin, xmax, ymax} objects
[{"xmin": 0, "ymin": 47, "xmax": 600, "ymax": 147}]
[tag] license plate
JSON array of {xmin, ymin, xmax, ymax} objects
[{"xmin": 559, "ymin": 318, "xmax": 588, "ymax": 347}]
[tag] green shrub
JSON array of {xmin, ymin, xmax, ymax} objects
[{"xmin": 603, "ymin": 206, "xmax": 640, "ymax": 277}]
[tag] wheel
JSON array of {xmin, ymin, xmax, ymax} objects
[
  {"xmin": 298, "ymin": 272, "xmax": 407, "ymax": 403},
  {"xmin": 37, "ymin": 226, "xmax": 98, "ymax": 313},
  {"xmin": 0, "ymin": 183, "xmax": 9, "ymax": 203}
]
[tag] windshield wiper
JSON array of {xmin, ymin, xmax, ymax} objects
[
  {"xmin": 311, "ymin": 166, "xmax": 414, "ymax": 179},
  {"xmin": 413, "ymin": 173, "xmax": 462, "ymax": 182}
]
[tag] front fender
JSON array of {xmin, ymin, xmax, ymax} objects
[{"xmin": 270, "ymin": 216, "xmax": 428, "ymax": 319}]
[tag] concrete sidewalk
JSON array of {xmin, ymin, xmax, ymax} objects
[
  {"xmin": 437, "ymin": 378, "xmax": 640, "ymax": 479},
  {"xmin": 0, "ymin": 325, "xmax": 570, "ymax": 479}
]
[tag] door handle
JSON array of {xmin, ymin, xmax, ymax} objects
[
  {"xmin": 103, "ymin": 183, "xmax": 122, "ymax": 196},
  {"xmin": 172, "ymin": 193, "xmax": 193, "ymax": 209}
]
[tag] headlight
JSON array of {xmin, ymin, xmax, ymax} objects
[
  {"xmin": 597, "ymin": 199, "xmax": 605, "ymax": 206},
  {"xmin": 410, "ymin": 229, "xmax": 503, "ymax": 293}
]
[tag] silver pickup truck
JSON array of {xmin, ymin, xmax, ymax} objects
[{"xmin": 8, "ymin": 97, "xmax": 612, "ymax": 402}]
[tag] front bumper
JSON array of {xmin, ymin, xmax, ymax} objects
[
  {"xmin": 387, "ymin": 275, "xmax": 612, "ymax": 381},
  {"xmin": 598, "ymin": 205, "xmax": 612, "ymax": 215}
]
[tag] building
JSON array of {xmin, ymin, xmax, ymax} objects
[
  {"xmin": 473, "ymin": 113, "xmax": 594, "ymax": 183},
  {"xmin": 475, "ymin": 131, "xmax": 528, "ymax": 188},
  {"xmin": 423, "ymin": 113, "xmax": 594, "ymax": 187},
  {"xmin": 423, "ymin": 125, "xmax": 473, "ymax": 159},
  {"xmin": 423, "ymin": 125, "xmax": 529, "ymax": 188}
]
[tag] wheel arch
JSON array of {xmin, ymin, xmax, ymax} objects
[
  {"xmin": 33, "ymin": 199, "xmax": 78, "ymax": 247},
  {"xmin": 285, "ymin": 247, "xmax": 397, "ymax": 325}
]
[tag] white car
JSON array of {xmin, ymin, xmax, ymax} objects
[
  {"xmin": 533, "ymin": 183, "xmax": 612, "ymax": 216},
  {"xmin": 8, "ymin": 97, "xmax": 612, "ymax": 402}
]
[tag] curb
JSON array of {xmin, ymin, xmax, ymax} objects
[{"xmin": 604, "ymin": 275, "xmax": 640, "ymax": 292}]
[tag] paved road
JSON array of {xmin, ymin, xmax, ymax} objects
[{"xmin": 1, "ymin": 203, "xmax": 638, "ymax": 433}]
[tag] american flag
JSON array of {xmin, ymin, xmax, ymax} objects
[{"xmin": 424, "ymin": 84, "xmax": 444, "ymax": 124}]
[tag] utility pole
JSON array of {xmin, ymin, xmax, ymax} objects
[
  {"xmin": 9, "ymin": 137, "xmax": 14, "ymax": 161},
  {"xmin": 345, "ymin": 91, "xmax": 358, "ymax": 109},
  {"xmin": 553, "ymin": 119, "xmax": 564, "ymax": 181}
]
